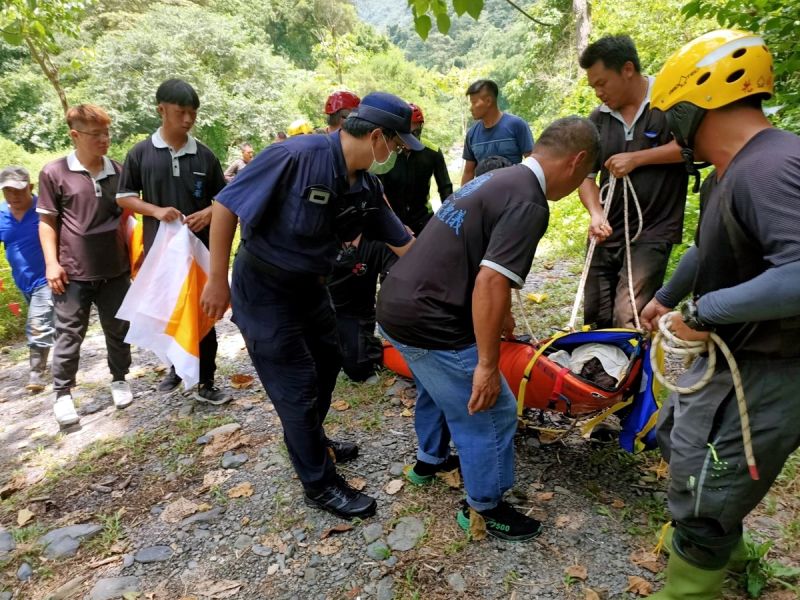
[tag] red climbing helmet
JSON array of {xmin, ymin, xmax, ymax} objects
[
  {"xmin": 409, "ymin": 103, "xmax": 425, "ymax": 124},
  {"xmin": 325, "ymin": 91, "xmax": 361, "ymax": 115}
]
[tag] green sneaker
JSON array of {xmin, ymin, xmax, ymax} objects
[
  {"xmin": 456, "ymin": 501, "xmax": 543, "ymax": 542},
  {"xmin": 404, "ymin": 455, "xmax": 461, "ymax": 485}
]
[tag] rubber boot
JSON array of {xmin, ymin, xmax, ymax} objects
[
  {"xmin": 726, "ymin": 537, "xmax": 748, "ymax": 573},
  {"xmin": 26, "ymin": 347, "xmax": 49, "ymax": 393},
  {"xmin": 650, "ymin": 543, "xmax": 726, "ymax": 599}
]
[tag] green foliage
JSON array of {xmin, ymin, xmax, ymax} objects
[
  {"xmin": 740, "ymin": 534, "xmax": 800, "ymax": 597},
  {"xmin": 0, "ymin": 0, "xmax": 88, "ymax": 50},
  {"xmin": 682, "ymin": 0, "xmax": 800, "ymax": 131}
]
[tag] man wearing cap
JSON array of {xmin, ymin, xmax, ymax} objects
[
  {"xmin": 639, "ymin": 31, "xmax": 800, "ymax": 599},
  {"xmin": 38, "ymin": 104, "xmax": 133, "ymax": 427},
  {"xmin": 379, "ymin": 103, "xmax": 452, "ymax": 235},
  {"xmin": 200, "ymin": 92, "xmax": 420, "ymax": 519},
  {"xmin": 0, "ymin": 166, "xmax": 55, "ymax": 393},
  {"xmin": 324, "ymin": 91, "xmax": 360, "ymax": 134}
]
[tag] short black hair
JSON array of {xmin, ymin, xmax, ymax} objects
[
  {"xmin": 340, "ymin": 116, "xmax": 394, "ymax": 140},
  {"xmin": 466, "ymin": 79, "xmax": 499, "ymax": 99},
  {"xmin": 579, "ymin": 35, "xmax": 640, "ymax": 73},
  {"xmin": 534, "ymin": 116, "xmax": 600, "ymax": 168},
  {"xmin": 156, "ymin": 78, "xmax": 200, "ymax": 109},
  {"xmin": 475, "ymin": 155, "xmax": 513, "ymax": 177},
  {"xmin": 327, "ymin": 109, "xmax": 353, "ymax": 128}
]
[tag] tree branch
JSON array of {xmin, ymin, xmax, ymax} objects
[
  {"xmin": 24, "ymin": 37, "xmax": 69, "ymax": 115},
  {"xmin": 502, "ymin": 0, "xmax": 554, "ymax": 27}
]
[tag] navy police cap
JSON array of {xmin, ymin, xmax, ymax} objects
[{"xmin": 349, "ymin": 92, "xmax": 424, "ymax": 151}]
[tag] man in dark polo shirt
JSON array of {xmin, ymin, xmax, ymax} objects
[
  {"xmin": 38, "ymin": 104, "xmax": 133, "ymax": 427},
  {"xmin": 200, "ymin": 92, "xmax": 419, "ymax": 519},
  {"xmin": 117, "ymin": 78, "xmax": 229, "ymax": 405},
  {"xmin": 578, "ymin": 35, "xmax": 688, "ymax": 329},
  {"xmin": 379, "ymin": 103, "xmax": 452, "ymax": 235},
  {"xmin": 378, "ymin": 116, "xmax": 599, "ymax": 541}
]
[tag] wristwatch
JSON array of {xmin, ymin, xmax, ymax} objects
[{"xmin": 681, "ymin": 298, "xmax": 714, "ymax": 332}]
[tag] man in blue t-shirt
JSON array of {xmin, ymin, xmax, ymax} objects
[
  {"xmin": 0, "ymin": 166, "xmax": 54, "ymax": 393},
  {"xmin": 461, "ymin": 79, "xmax": 534, "ymax": 184}
]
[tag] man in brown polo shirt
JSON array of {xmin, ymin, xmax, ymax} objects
[{"xmin": 38, "ymin": 104, "xmax": 133, "ymax": 427}]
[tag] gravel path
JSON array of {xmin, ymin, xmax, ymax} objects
[{"xmin": 0, "ymin": 260, "xmax": 796, "ymax": 600}]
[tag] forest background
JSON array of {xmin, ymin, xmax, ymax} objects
[{"xmin": 0, "ymin": 0, "xmax": 797, "ymax": 341}]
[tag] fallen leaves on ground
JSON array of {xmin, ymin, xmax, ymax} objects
[
  {"xmin": 383, "ymin": 376, "xmax": 397, "ymax": 387},
  {"xmin": 331, "ymin": 400, "xmax": 350, "ymax": 411},
  {"xmin": 555, "ymin": 515, "xmax": 572, "ymax": 528},
  {"xmin": 625, "ymin": 576, "xmax": 653, "ymax": 596},
  {"xmin": 384, "ymin": 480, "xmax": 404, "ymax": 495},
  {"xmin": 320, "ymin": 523, "xmax": 353, "ymax": 540},
  {"xmin": 315, "ymin": 539, "xmax": 343, "ymax": 556},
  {"xmin": 193, "ymin": 579, "xmax": 242, "ymax": 599},
  {"xmin": 0, "ymin": 474, "xmax": 26, "ymax": 499},
  {"xmin": 468, "ymin": 508, "xmax": 487, "ymax": 541},
  {"xmin": 199, "ymin": 470, "xmax": 233, "ymax": 491},
  {"xmin": 202, "ymin": 430, "xmax": 250, "ymax": 457},
  {"xmin": 610, "ymin": 498, "xmax": 626, "ymax": 509},
  {"xmin": 400, "ymin": 396, "xmax": 416, "ymax": 408},
  {"xmin": 583, "ymin": 588, "xmax": 602, "ymax": 600},
  {"xmin": 436, "ymin": 468, "xmax": 462, "ymax": 489},
  {"xmin": 229, "ymin": 374, "xmax": 254, "ymax": 389},
  {"xmin": 646, "ymin": 458, "xmax": 670, "ymax": 479},
  {"xmin": 630, "ymin": 550, "xmax": 663, "ymax": 573},
  {"xmin": 400, "ymin": 408, "xmax": 413, "ymax": 417},
  {"xmin": 17, "ymin": 507, "xmax": 35, "ymax": 526},
  {"xmin": 160, "ymin": 497, "xmax": 200, "ymax": 524},
  {"xmin": 535, "ymin": 491, "xmax": 555, "ymax": 502},
  {"xmin": 227, "ymin": 482, "xmax": 254, "ymax": 498},
  {"xmin": 565, "ymin": 565, "xmax": 588, "ymax": 581},
  {"xmin": 347, "ymin": 477, "xmax": 367, "ymax": 491}
]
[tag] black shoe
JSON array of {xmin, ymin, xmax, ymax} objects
[
  {"xmin": 326, "ymin": 438, "xmax": 359, "ymax": 463},
  {"xmin": 406, "ymin": 454, "xmax": 461, "ymax": 485},
  {"xmin": 157, "ymin": 368, "xmax": 182, "ymax": 394},
  {"xmin": 457, "ymin": 500, "xmax": 543, "ymax": 542},
  {"xmin": 194, "ymin": 383, "xmax": 232, "ymax": 405},
  {"xmin": 304, "ymin": 476, "xmax": 377, "ymax": 520}
]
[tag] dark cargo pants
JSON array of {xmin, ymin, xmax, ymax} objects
[{"xmin": 657, "ymin": 356, "xmax": 800, "ymax": 568}]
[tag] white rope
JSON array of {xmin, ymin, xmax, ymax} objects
[
  {"xmin": 513, "ymin": 288, "xmax": 538, "ymax": 344},
  {"xmin": 568, "ymin": 175, "xmax": 643, "ymax": 331},
  {"xmin": 651, "ymin": 312, "xmax": 759, "ymax": 480}
]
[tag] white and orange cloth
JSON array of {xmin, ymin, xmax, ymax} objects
[{"xmin": 117, "ymin": 220, "xmax": 218, "ymax": 389}]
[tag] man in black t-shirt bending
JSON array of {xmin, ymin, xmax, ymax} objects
[{"xmin": 378, "ymin": 116, "xmax": 599, "ymax": 542}]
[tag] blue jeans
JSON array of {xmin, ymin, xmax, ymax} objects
[
  {"xmin": 381, "ymin": 329, "xmax": 518, "ymax": 511},
  {"xmin": 23, "ymin": 284, "xmax": 55, "ymax": 349}
]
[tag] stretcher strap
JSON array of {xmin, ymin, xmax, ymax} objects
[
  {"xmin": 578, "ymin": 398, "xmax": 633, "ymax": 437},
  {"xmin": 516, "ymin": 332, "xmax": 566, "ymax": 416}
]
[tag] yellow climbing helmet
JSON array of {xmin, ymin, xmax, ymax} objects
[
  {"xmin": 652, "ymin": 29, "xmax": 774, "ymax": 112},
  {"xmin": 287, "ymin": 118, "xmax": 313, "ymax": 136}
]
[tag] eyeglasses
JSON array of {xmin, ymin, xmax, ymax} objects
[{"xmin": 73, "ymin": 129, "xmax": 111, "ymax": 140}]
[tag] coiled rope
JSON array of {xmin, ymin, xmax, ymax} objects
[{"xmin": 650, "ymin": 311, "xmax": 759, "ymax": 480}]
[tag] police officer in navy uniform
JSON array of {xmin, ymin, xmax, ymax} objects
[{"xmin": 200, "ymin": 92, "xmax": 421, "ymax": 519}]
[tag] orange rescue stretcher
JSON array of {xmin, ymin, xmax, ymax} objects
[{"xmin": 382, "ymin": 329, "xmax": 645, "ymax": 418}]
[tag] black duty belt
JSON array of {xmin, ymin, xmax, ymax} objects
[{"xmin": 237, "ymin": 245, "xmax": 327, "ymax": 288}]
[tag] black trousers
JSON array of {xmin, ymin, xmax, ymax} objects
[
  {"xmin": 52, "ymin": 274, "xmax": 131, "ymax": 393},
  {"xmin": 231, "ymin": 254, "xmax": 342, "ymax": 489},
  {"xmin": 583, "ymin": 241, "xmax": 672, "ymax": 329},
  {"xmin": 336, "ymin": 314, "xmax": 383, "ymax": 382}
]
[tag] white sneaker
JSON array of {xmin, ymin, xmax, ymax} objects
[
  {"xmin": 53, "ymin": 395, "xmax": 80, "ymax": 427},
  {"xmin": 110, "ymin": 381, "xmax": 134, "ymax": 409}
]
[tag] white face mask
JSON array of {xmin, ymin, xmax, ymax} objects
[{"xmin": 367, "ymin": 134, "xmax": 397, "ymax": 175}]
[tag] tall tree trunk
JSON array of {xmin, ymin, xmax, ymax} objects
[
  {"xmin": 25, "ymin": 38, "xmax": 69, "ymax": 115},
  {"xmin": 573, "ymin": 0, "xmax": 590, "ymax": 57}
]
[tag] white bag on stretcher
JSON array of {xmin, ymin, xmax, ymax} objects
[{"xmin": 116, "ymin": 220, "xmax": 216, "ymax": 389}]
